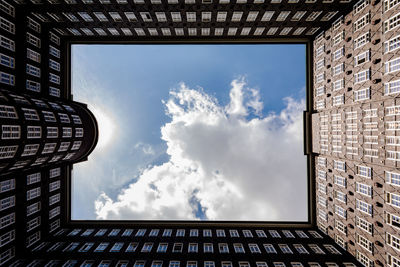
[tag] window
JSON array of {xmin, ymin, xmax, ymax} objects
[
  {"xmin": 27, "ymin": 187, "xmax": 41, "ymax": 201},
  {"xmin": 229, "ymin": 229, "xmax": 239, "ymax": 237},
  {"xmin": 221, "ymin": 262, "xmax": 232, "ymax": 267},
  {"xmin": 384, "ymin": 12, "xmax": 400, "ymax": 32},
  {"xmin": 78, "ymin": 242, "xmax": 94, "ymax": 252},
  {"xmin": 356, "ymin": 199, "xmax": 373, "ymax": 215},
  {"xmin": 26, "ymin": 80, "xmax": 40, "ymax": 92},
  {"xmin": 333, "ymin": 31, "xmax": 345, "ymax": 46},
  {"xmin": 0, "ymin": 179, "xmax": 14, "ymax": 193},
  {"xmin": 264, "ymin": 244, "xmax": 277, "ymax": 253},
  {"xmin": 22, "ymin": 108, "xmax": 39, "ymax": 121},
  {"xmin": 163, "ymin": 229, "xmax": 172, "ymax": 236},
  {"xmin": 134, "ymin": 261, "xmax": 146, "ymax": 267},
  {"xmin": 49, "ymin": 194, "xmax": 60, "ymax": 205},
  {"xmin": 0, "ymin": 213, "xmax": 14, "ymax": 230},
  {"xmin": 0, "ymin": 54, "xmax": 14, "ymax": 68},
  {"xmin": 356, "ymin": 216, "xmax": 373, "ymax": 234},
  {"xmin": 386, "ymin": 171, "xmax": 400, "ymax": 186},
  {"xmin": 385, "ymin": 34, "xmax": 400, "ymax": 53},
  {"xmin": 354, "ymin": 69, "xmax": 370, "ymax": 84},
  {"xmin": 356, "ymin": 182, "xmax": 372, "ymax": 197},
  {"xmin": 204, "ymin": 262, "xmax": 214, "ymax": 267},
  {"xmin": 309, "ymin": 244, "xmax": 325, "ymax": 254},
  {"xmin": 172, "ymin": 243, "xmax": 183, "ymax": 253},
  {"xmin": 108, "ymin": 229, "xmax": 120, "ymax": 236},
  {"xmin": 26, "ymin": 64, "xmax": 40, "ymax": 77},
  {"xmin": 110, "ymin": 242, "xmax": 124, "ymax": 252},
  {"xmin": 333, "ymin": 47, "xmax": 344, "ymax": 61},
  {"xmin": 49, "ymin": 59, "xmax": 60, "ymax": 71},
  {"xmin": 354, "ymin": 86, "xmax": 371, "ymax": 100},
  {"xmin": 49, "ymin": 45, "xmax": 60, "ymax": 58},
  {"xmin": 62, "ymin": 127, "xmax": 72, "ymax": 138},
  {"xmin": 121, "ymin": 229, "xmax": 133, "ymax": 236},
  {"xmin": 269, "ymin": 230, "xmax": 281, "ymax": 238},
  {"xmin": 279, "ymin": 244, "xmax": 292, "ymax": 254},
  {"xmin": 184, "ymin": 229, "xmax": 197, "ymax": 237},
  {"xmin": 46, "ymin": 127, "xmax": 58, "ymax": 138},
  {"xmin": 0, "ymin": 105, "xmax": 17, "ymax": 119},
  {"xmin": 335, "ymin": 220, "xmax": 347, "ymax": 234},
  {"xmin": 335, "ymin": 205, "xmax": 347, "ymax": 219},
  {"xmin": 354, "ymin": 31, "xmax": 370, "ymax": 49},
  {"xmin": 282, "ymin": 230, "xmax": 294, "ymax": 238},
  {"xmin": 27, "ymin": 17, "xmax": 40, "ymax": 33},
  {"xmin": 75, "ymin": 128, "xmax": 84, "ymax": 137},
  {"xmin": 94, "ymin": 242, "xmax": 109, "ymax": 252},
  {"xmin": 49, "ymin": 181, "xmax": 60, "ymax": 192},
  {"xmin": 0, "ymin": 35, "xmax": 14, "ymax": 51},
  {"xmin": 125, "ymin": 242, "xmax": 138, "ymax": 252},
  {"xmin": 141, "ymin": 242, "xmax": 153, "ymax": 252},
  {"xmin": 0, "ymin": 145, "xmax": 17, "ymax": 159},
  {"xmin": 1, "ymin": 125, "xmax": 20, "ymax": 139},
  {"xmin": 184, "ymin": 243, "xmax": 196, "ymax": 253},
  {"xmin": 203, "ymin": 243, "xmax": 213, "ymax": 253},
  {"xmin": 169, "ymin": 262, "xmax": 180, "ymax": 267},
  {"xmin": 354, "ymin": 13, "xmax": 370, "ymax": 32},
  {"xmin": 219, "ymin": 243, "xmax": 229, "ymax": 253},
  {"xmin": 26, "ymin": 201, "xmax": 40, "ymax": 216},
  {"xmin": 203, "ymin": 229, "xmax": 212, "ymax": 237},
  {"xmin": 357, "ymin": 166, "xmax": 372, "ymax": 178},
  {"xmin": 255, "ymin": 230, "xmax": 266, "ymax": 237},
  {"xmin": 233, "ymin": 243, "xmax": 244, "ymax": 253},
  {"xmin": 294, "ymin": 244, "xmax": 308, "ymax": 254},
  {"xmin": 324, "ymin": 245, "xmax": 341, "ymax": 255}
]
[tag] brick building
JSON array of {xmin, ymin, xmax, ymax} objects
[{"xmin": 0, "ymin": 0, "xmax": 397, "ymax": 266}]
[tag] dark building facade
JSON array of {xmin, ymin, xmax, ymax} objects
[{"xmin": 0, "ymin": 0, "xmax": 396, "ymax": 266}]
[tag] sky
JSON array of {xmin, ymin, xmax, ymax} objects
[{"xmin": 71, "ymin": 44, "xmax": 307, "ymax": 221}]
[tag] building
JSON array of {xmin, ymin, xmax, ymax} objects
[
  {"xmin": 0, "ymin": 0, "xmax": 397, "ymax": 266},
  {"xmin": 312, "ymin": 0, "xmax": 400, "ymax": 266}
]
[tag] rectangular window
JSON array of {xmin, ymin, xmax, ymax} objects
[
  {"xmin": 0, "ymin": 179, "xmax": 14, "ymax": 193},
  {"xmin": 354, "ymin": 31, "xmax": 370, "ymax": 49},
  {"xmin": 332, "ymin": 63, "xmax": 344, "ymax": 76},
  {"xmin": 354, "ymin": 12, "xmax": 370, "ymax": 32},
  {"xmin": 384, "ymin": 12, "xmax": 400, "ymax": 32},
  {"xmin": 386, "ymin": 171, "xmax": 400, "ymax": 186},
  {"xmin": 356, "ymin": 216, "xmax": 373, "ymax": 234},
  {"xmin": 385, "ymin": 34, "xmax": 400, "ymax": 53},
  {"xmin": 354, "ymin": 69, "xmax": 370, "ymax": 84},
  {"xmin": 1, "ymin": 125, "xmax": 20, "ymax": 139},
  {"xmin": 0, "ymin": 72, "xmax": 14, "ymax": 85},
  {"xmin": 0, "ymin": 196, "xmax": 15, "ymax": 212},
  {"xmin": 27, "ymin": 187, "xmax": 41, "ymax": 201},
  {"xmin": 354, "ymin": 50, "xmax": 370, "ymax": 66},
  {"xmin": 0, "ymin": 145, "xmax": 17, "ymax": 159},
  {"xmin": 27, "ymin": 33, "xmax": 40, "ymax": 48},
  {"xmin": 333, "ymin": 47, "xmax": 344, "ymax": 61},
  {"xmin": 0, "ymin": 35, "xmax": 14, "ymax": 51},
  {"xmin": 356, "ymin": 182, "xmax": 372, "ymax": 197},
  {"xmin": 0, "ymin": 54, "xmax": 14, "ymax": 68},
  {"xmin": 356, "ymin": 199, "xmax": 373, "ymax": 215},
  {"xmin": 386, "ymin": 57, "xmax": 400, "ymax": 74},
  {"xmin": 386, "ymin": 233, "xmax": 400, "ymax": 250},
  {"xmin": 26, "ymin": 80, "xmax": 40, "ymax": 92},
  {"xmin": 354, "ymin": 87, "xmax": 370, "ymax": 101}
]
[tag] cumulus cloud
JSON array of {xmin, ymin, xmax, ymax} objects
[{"xmin": 95, "ymin": 78, "xmax": 307, "ymax": 221}]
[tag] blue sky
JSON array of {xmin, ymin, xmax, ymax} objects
[{"xmin": 72, "ymin": 44, "xmax": 307, "ymax": 221}]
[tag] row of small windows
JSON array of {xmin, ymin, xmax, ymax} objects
[
  {"xmin": 66, "ymin": 228, "xmax": 322, "ymax": 239},
  {"xmin": 61, "ymin": 10, "xmax": 334, "ymax": 24},
  {"xmin": 1, "ymin": 125, "xmax": 83, "ymax": 140},
  {"xmin": 44, "ymin": 240, "xmax": 339, "ymax": 255},
  {"xmin": 0, "ymin": 105, "xmax": 81, "ymax": 124},
  {"xmin": 3, "ymin": 95, "xmax": 74, "ymax": 112},
  {"xmin": 66, "ymin": 26, "xmax": 319, "ymax": 37},
  {"xmin": 47, "ymin": 0, "xmax": 352, "ymax": 5},
  {"xmin": 8, "ymin": 259, "xmax": 358, "ymax": 267}
]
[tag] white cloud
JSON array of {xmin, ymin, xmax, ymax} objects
[
  {"xmin": 95, "ymin": 78, "xmax": 307, "ymax": 221},
  {"xmin": 135, "ymin": 142, "xmax": 156, "ymax": 155}
]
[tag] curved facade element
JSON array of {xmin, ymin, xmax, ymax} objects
[{"xmin": 0, "ymin": 89, "xmax": 98, "ymax": 175}]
